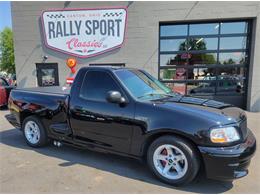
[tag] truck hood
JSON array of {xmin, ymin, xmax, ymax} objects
[{"xmin": 152, "ymin": 95, "xmax": 246, "ymax": 124}]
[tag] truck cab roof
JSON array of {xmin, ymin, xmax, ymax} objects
[{"xmin": 81, "ymin": 66, "xmax": 138, "ymax": 72}]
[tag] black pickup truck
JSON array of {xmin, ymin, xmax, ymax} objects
[{"xmin": 6, "ymin": 66, "xmax": 256, "ymax": 185}]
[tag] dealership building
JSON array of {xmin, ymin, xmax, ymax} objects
[{"xmin": 11, "ymin": 1, "xmax": 260, "ymax": 111}]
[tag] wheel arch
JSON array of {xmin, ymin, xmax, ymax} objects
[
  {"xmin": 20, "ymin": 110, "xmax": 34, "ymax": 125},
  {"xmin": 141, "ymin": 130, "xmax": 204, "ymax": 167}
]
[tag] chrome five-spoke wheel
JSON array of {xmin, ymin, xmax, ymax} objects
[
  {"xmin": 147, "ymin": 135, "xmax": 200, "ymax": 185},
  {"xmin": 24, "ymin": 121, "xmax": 40, "ymax": 144},
  {"xmin": 153, "ymin": 144, "xmax": 188, "ymax": 180},
  {"xmin": 22, "ymin": 116, "xmax": 48, "ymax": 147}
]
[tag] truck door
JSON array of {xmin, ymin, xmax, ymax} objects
[{"xmin": 70, "ymin": 70, "xmax": 135, "ymax": 153}]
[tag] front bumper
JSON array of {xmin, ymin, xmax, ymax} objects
[{"xmin": 199, "ymin": 129, "xmax": 256, "ymax": 181}]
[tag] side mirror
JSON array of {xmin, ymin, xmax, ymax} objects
[{"xmin": 106, "ymin": 91, "xmax": 127, "ymax": 104}]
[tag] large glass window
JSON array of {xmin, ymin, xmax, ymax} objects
[{"xmin": 159, "ymin": 20, "xmax": 250, "ymax": 98}]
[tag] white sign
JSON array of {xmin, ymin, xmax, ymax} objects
[{"xmin": 41, "ymin": 7, "xmax": 127, "ymax": 58}]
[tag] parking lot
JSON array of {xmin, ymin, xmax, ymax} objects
[{"xmin": 0, "ymin": 109, "xmax": 259, "ymax": 193}]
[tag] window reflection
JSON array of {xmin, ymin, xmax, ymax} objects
[
  {"xmin": 221, "ymin": 22, "xmax": 247, "ymax": 34},
  {"xmin": 179, "ymin": 38, "xmax": 218, "ymax": 51},
  {"xmin": 219, "ymin": 52, "xmax": 246, "ymax": 65},
  {"xmin": 160, "ymin": 54, "xmax": 187, "ymax": 66},
  {"xmin": 160, "ymin": 25, "xmax": 188, "ymax": 36},
  {"xmin": 218, "ymin": 67, "xmax": 246, "ymax": 78},
  {"xmin": 216, "ymin": 78, "xmax": 245, "ymax": 95},
  {"xmin": 187, "ymin": 82, "xmax": 216, "ymax": 95},
  {"xmin": 41, "ymin": 69, "xmax": 56, "ymax": 86},
  {"xmin": 160, "ymin": 39, "xmax": 187, "ymax": 51},
  {"xmin": 160, "ymin": 53, "xmax": 217, "ymax": 66},
  {"xmin": 189, "ymin": 53, "xmax": 217, "ymax": 65},
  {"xmin": 160, "ymin": 37, "xmax": 218, "ymax": 52},
  {"xmin": 217, "ymin": 67, "xmax": 246, "ymax": 94},
  {"xmin": 160, "ymin": 68, "xmax": 186, "ymax": 80},
  {"xmin": 220, "ymin": 37, "xmax": 247, "ymax": 50},
  {"xmin": 192, "ymin": 68, "xmax": 216, "ymax": 80},
  {"xmin": 190, "ymin": 23, "xmax": 219, "ymax": 35},
  {"xmin": 189, "ymin": 38, "xmax": 218, "ymax": 50},
  {"xmin": 165, "ymin": 83, "xmax": 186, "ymax": 95},
  {"xmin": 160, "ymin": 67, "xmax": 217, "ymax": 81}
]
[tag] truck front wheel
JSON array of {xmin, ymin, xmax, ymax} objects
[
  {"xmin": 22, "ymin": 116, "xmax": 48, "ymax": 147},
  {"xmin": 147, "ymin": 135, "xmax": 200, "ymax": 186}
]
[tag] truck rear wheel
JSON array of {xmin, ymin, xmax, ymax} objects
[
  {"xmin": 147, "ymin": 135, "xmax": 200, "ymax": 186},
  {"xmin": 22, "ymin": 116, "xmax": 48, "ymax": 147}
]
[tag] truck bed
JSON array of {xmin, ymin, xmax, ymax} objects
[
  {"xmin": 8, "ymin": 86, "xmax": 70, "ymax": 129},
  {"xmin": 15, "ymin": 86, "xmax": 71, "ymax": 95}
]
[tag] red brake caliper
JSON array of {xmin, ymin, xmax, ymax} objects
[{"xmin": 161, "ymin": 148, "xmax": 168, "ymax": 167}]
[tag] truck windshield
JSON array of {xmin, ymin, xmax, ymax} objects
[{"xmin": 114, "ymin": 69, "xmax": 176, "ymax": 100}]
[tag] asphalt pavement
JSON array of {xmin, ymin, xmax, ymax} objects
[{"xmin": 0, "ymin": 109, "xmax": 259, "ymax": 193}]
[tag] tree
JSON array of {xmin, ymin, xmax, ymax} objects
[
  {"xmin": 179, "ymin": 38, "xmax": 207, "ymax": 51},
  {"xmin": 168, "ymin": 38, "xmax": 217, "ymax": 79},
  {"xmin": 223, "ymin": 58, "xmax": 236, "ymax": 65},
  {"xmin": 0, "ymin": 27, "xmax": 15, "ymax": 74}
]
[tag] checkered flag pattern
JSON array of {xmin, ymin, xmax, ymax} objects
[
  {"xmin": 46, "ymin": 14, "xmax": 65, "ymax": 19},
  {"xmin": 103, "ymin": 12, "xmax": 123, "ymax": 17}
]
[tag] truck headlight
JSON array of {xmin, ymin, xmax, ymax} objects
[{"xmin": 210, "ymin": 127, "xmax": 240, "ymax": 143}]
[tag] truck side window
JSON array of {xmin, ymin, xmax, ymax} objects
[{"xmin": 80, "ymin": 71, "xmax": 121, "ymax": 102}]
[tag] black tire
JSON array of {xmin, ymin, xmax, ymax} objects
[
  {"xmin": 22, "ymin": 116, "xmax": 48, "ymax": 147},
  {"xmin": 147, "ymin": 135, "xmax": 200, "ymax": 186}
]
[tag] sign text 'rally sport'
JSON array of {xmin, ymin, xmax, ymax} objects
[{"xmin": 42, "ymin": 8, "xmax": 127, "ymax": 58}]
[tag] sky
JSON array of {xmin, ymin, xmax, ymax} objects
[{"xmin": 0, "ymin": 1, "xmax": 12, "ymax": 31}]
